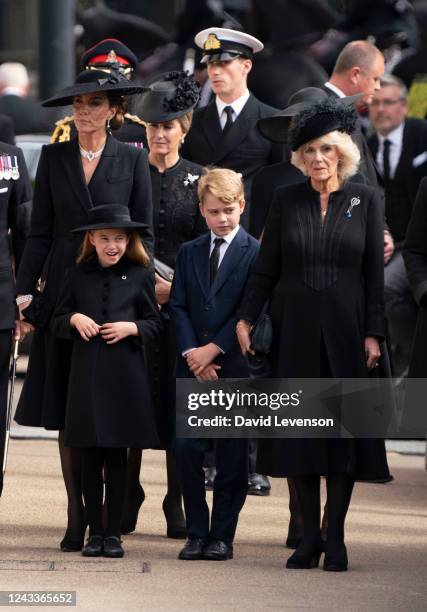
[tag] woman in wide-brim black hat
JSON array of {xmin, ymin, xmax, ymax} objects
[
  {"xmin": 14, "ymin": 66, "xmax": 154, "ymax": 552},
  {"xmin": 125, "ymin": 71, "xmax": 207, "ymax": 539},
  {"xmin": 237, "ymin": 97, "xmax": 390, "ymax": 572}
]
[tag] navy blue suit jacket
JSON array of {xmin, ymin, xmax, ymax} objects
[{"xmin": 169, "ymin": 227, "xmax": 260, "ymax": 378}]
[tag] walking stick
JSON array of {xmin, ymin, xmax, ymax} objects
[{"xmin": 1, "ymin": 339, "xmax": 19, "ymax": 489}]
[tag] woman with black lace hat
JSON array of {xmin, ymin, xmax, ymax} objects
[
  {"xmin": 14, "ymin": 66, "xmax": 153, "ymax": 552},
  {"xmin": 237, "ymin": 97, "xmax": 390, "ymax": 571},
  {"xmin": 120, "ymin": 71, "xmax": 207, "ymax": 539}
]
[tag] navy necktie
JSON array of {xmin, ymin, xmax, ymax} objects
[
  {"xmin": 209, "ymin": 238, "xmax": 225, "ymax": 284},
  {"xmin": 222, "ymin": 106, "xmax": 233, "ymax": 135}
]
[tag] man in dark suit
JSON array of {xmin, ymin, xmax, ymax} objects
[
  {"xmin": 0, "ymin": 63, "xmax": 54, "ymax": 135},
  {"xmin": 322, "ymin": 39, "xmax": 395, "ymax": 265},
  {"xmin": 0, "ymin": 141, "xmax": 31, "ymax": 495},
  {"xmin": 0, "ymin": 114, "xmax": 14, "ymax": 145},
  {"xmin": 170, "ymin": 168, "xmax": 259, "ymax": 561},
  {"xmin": 369, "ymin": 75, "xmax": 427, "ymax": 377},
  {"xmin": 181, "ymin": 27, "xmax": 283, "ymax": 231}
]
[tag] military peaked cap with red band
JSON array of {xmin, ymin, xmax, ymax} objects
[{"xmin": 80, "ymin": 38, "xmax": 138, "ymax": 72}]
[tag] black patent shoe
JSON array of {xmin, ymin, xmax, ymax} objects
[
  {"xmin": 162, "ymin": 495, "xmax": 187, "ymax": 539},
  {"xmin": 248, "ymin": 473, "xmax": 271, "ymax": 496},
  {"xmin": 103, "ymin": 536, "xmax": 124, "ymax": 558},
  {"xmin": 286, "ymin": 539, "xmax": 323, "ymax": 569},
  {"xmin": 202, "ymin": 539, "xmax": 233, "ymax": 561},
  {"xmin": 121, "ymin": 485, "xmax": 145, "ymax": 534},
  {"xmin": 323, "ymin": 545, "xmax": 348, "ymax": 572},
  {"xmin": 178, "ymin": 538, "xmax": 207, "ymax": 560},
  {"xmin": 204, "ymin": 466, "xmax": 216, "ymax": 490},
  {"xmin": 81, "ymin": 535, "xmax": 104, "ymax": 557}
]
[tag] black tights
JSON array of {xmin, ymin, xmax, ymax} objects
[
  {"xmin": 293, "ymin": 474, "xmax": 354, "ymax": 554},
  {"xmin": 58, "ymin": 432, "xmax": 84, "ymax": 540},
  {"xmin": 82, "ymin": 447, "xmax": 127, "ymax": 538}
]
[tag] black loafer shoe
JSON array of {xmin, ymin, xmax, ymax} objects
[
  {"xmin": 178, "ymin": 538, "xmax": 207, "ymax": 560},
  {"xmin": 103, "ymin": 536, "xmax": 124, "ymax": 558},
  {"xmin": 248, "ymin": 473, "xmax": 271, "ymax": 496},
  {"xmin": 81, "ymin": 535, "xmax": 104, "ymax": 557},
  {"xmin": 203, "ymin": 539, "xmax": 233, "ymax": 561}
]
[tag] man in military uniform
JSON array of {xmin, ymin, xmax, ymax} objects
[
  {"xmin": 51, "ymin": 38, "xmax": 147, "ymax": 148},
  {"xmin": 0, "ymin": 142, "xmax": 31, "ymax": 495}
]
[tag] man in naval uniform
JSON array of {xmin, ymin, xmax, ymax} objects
[{"xmin": 181, "ymin": 27, "xmax": 283, "ymax": 232}]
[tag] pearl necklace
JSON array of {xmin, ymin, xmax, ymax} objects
[{"xmin": 79, "ymin": 142, "xmax": 106, "ymax": 162}]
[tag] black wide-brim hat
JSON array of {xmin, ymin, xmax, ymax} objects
[
  {"xmin": 288, "ymin": 97, "xmax": 360, "ymax": 151},
  {"xmin": 138, "ymin": 71, "xmax": 199, "ymax": 123},
  {"xmin": 257, "ymin": 89, "xmax": 362, "ymax": 144},
  {"xmin": 41, "ymin": 67, "xmax": 145, "ymax": 107},
  {"xmin": 72, "ymin": 205, "xmax": 147, "ymax": 233}
]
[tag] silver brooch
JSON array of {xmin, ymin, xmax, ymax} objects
[
  {"xmin": 346, "ymin": 197, "xmax": 360, "ymax": 218},
  {"xmin": 183, "ymin": 173, "xmax": 200, "ymax": 186},
  {"xmin": 121, "ymin": 275, "xmax": 127, "ymax": 280}
]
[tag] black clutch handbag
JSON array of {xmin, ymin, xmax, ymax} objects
[
  {"xmin": 154, "ymin": 258, "xmax": 174, "ymax": 281},
  {"xmin": 247, "ymin": 312, "xmax": 273, "ymax": 378},
  {"xmin": 21, "ymin": 291, "xmax": 54, "ymax": 329}
]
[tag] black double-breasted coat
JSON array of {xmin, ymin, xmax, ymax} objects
[
  {"xmin": 14, "ymin": 134, "xmax": 153, "ymax": 429},
  {"xmin": 0, "ymin": 142, "xmax": 31, "ymax": 494},
  {"xmin": 238, "ymin": 180, "xmax": 390, "ymax": 480},
  {"xmin": 403, "ymin": 178, "xmax": 427, "ymax": 377},
  {"xmin": 181, "ymin": 94, "xmax": 283, "ymax": 230},
  {"xmin": 52, "ymin": 257, "xmax": 161, "ymax": 448},
  {"xmin": 147, "ymin": 158, "xmax": 206, "ymax": 447}
]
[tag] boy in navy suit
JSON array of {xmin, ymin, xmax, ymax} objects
[{"xmin": 170, "ymin": 168, "xmax": 259, "ymax": 561}]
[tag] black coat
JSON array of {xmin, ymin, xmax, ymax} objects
[
  {"xmin": 52, "ymin": 257, "xmax": 161, "ymax": 448},
  {"xmin": 146, "ymin": 157, "xmax": 207, "ymax": 447},
  {"xmin": 238, "ymin": 180, "xmax": 389, "ymax": 479},
  {"xmin": 14, "ymin": 135, "xmax": 154, "ymax": 429},
  {"xmin": 368, "ymin": 118, "xmax": 427, "ymax": 243},
  {"xmin": 403, "ymin": 178, "xmax": 427, "ymax": 377},
  {"xmin": 181, "ymin": 94, "xmax": 283, "ymax": 230},
  {"xmin": 0, "ymin": 114, "xmax": 14, "ymax": 145},
  {"xmin": 0, "ymin": 142, "xmax": 32, "ymax": 330}
]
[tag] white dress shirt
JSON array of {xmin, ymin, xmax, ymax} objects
[
  {"xmin": 216, "ymin": 90, "xmax": 250, "ymax": 129},
  {"xmin": 209, "ymin": 224, "xmax": 240, "ymax": 267},
  {"xmin": 375, "ymin": 122, "xmax": 404, "ymax": 180}
]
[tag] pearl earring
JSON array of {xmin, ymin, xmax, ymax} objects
[{"xmin": 106, "ymin": 117, "xmax": 111, "ymax": 133}]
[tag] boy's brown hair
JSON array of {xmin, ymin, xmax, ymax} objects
[
  {"xmin": 77, "ymin": 229, "xmax": 150, "ymax": 267},
  {"xmin": 197, "ymin": 167, "xmax": 244, "ymax": 205}
]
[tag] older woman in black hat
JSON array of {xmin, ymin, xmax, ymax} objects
[
  {"xmin": 14, "ymin": 67, "xmax": 153, "ymax": 552},
  {"xmin": 237, "ymin": 98, "xmax": 389, "ymax": 571},
  {"xmin": 121, "ymin": 71, "xmax": 206, "ymax": 538}
]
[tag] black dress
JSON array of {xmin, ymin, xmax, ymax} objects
[
  {"xmin": 238, "ymin": 180, "xmax": 390, "ymax": 480},
  {"xmin": 147, "ymin": 157, "xmax": 207, "ymax": 447},
  {"xmin": 52, "ymin": 257, "xmax": 161, "ymax": 448},
  {"xmin": 15, "ymin": 135, "xmax": 153, "ymax": 429}
]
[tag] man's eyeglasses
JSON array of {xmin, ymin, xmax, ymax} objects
[{"xmin": 370, "ymin": 98, "xmax": 405, "ymax": 107}]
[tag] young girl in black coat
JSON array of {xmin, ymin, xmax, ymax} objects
[{"xmin": 52, "ymin": 205, "xmax": 161, "ymax": 558}]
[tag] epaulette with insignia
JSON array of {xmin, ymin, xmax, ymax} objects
[
  {"xmin": 51, "ymin": 115, "xmax": 74, "ymax": 143},
  {"xmin": 124, "ymin": 113, "xmax": 146, "ymax": 127}
]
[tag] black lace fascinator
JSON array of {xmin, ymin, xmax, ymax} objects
[
  {"xmin": 138, "ymin": 71, "xmax": 200, "ymax": 123},
  {"xmin": 288, "ymin": 98, "xmax": 359, "ymax": 151}
]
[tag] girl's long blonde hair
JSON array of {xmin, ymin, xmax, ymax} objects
[{"xmin": 77, "ymin": 229, "xmax": 150, "ymax": 267}]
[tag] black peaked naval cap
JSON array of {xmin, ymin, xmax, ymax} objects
[
  {"xmin": 41, "ymin": 67, "xmax": 145, "ymax": 107},
  {"xmin": 257, "ymin": 88, "xmax": 362, "ymax": 144},
  {"xmin": 80, "ymin": 38, "xmax": 138, "ymax": 71},
  {"xmin": 72, "ymin": 205, "xmax": 148, "ymax": 233},
  {"xmin": 138, "ymin": 71, "xmax": 200, "ymax": 123}
]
